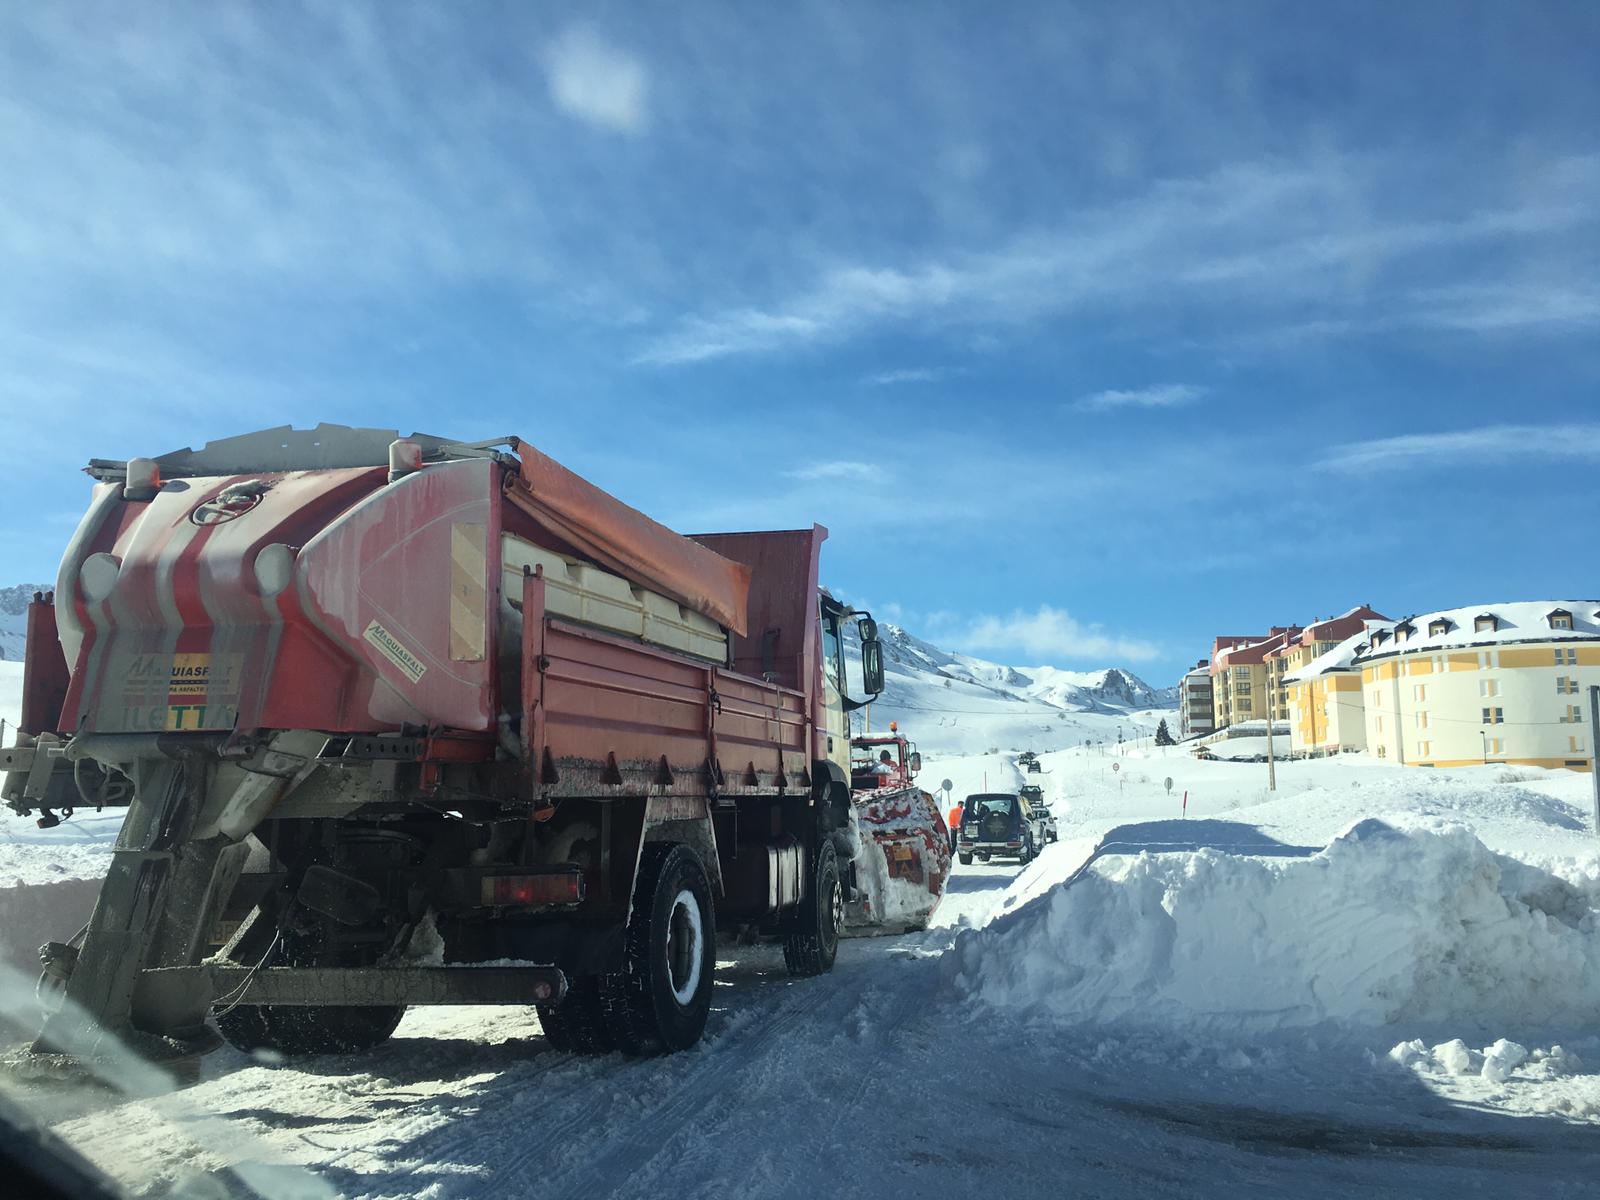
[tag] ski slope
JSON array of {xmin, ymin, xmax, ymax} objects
[{"xmin": 844, "ymin": 620, "xmax": 1175, "ymax": 758}]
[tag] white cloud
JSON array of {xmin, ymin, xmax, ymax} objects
[
  {"xmin": 1075, "ymin": 383, "xmax": 1205, "ymax": 412},
  {"xmin": 956, "ymin": 605, "xmax": 1161, "ymax": 664},
  {"xmin": 635, "ymin": 154, "xmax": 1600, "ymax": 366},
  {"xmin": 1317, "ymin": 424, "xmax": 1600, "ymax": 473},
  {"xmin": 785, "ymin": 460, "xmax": 880, "ymax": 482},
  {"xmin": 542, "ymin": 26, "xmax": 648, "ymax": 135},
  {"xmin": 862, "ymin": 367, "xmax": 947, "ymax": 386}
]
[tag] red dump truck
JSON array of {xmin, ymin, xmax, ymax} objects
[{"xmin": 2, "ymin": 425, "xmax": 888, "ymax": 1059}]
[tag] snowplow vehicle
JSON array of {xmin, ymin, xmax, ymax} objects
[
  {"xmin": 1, "ymin": 424, "xmax": 891, "ymax": 1061},
  {"xmin": 842, "ymin": 727, "xmax": 949, "ymax": 933}
]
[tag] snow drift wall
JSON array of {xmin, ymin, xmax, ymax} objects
[{"xmin": 947, "ymin": 819, "xmax": 1600, "ymax": 1032}]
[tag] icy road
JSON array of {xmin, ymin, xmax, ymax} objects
[{"xmin": 16, "ymin": 747, "xmax": 1600, "ymax": 1198}]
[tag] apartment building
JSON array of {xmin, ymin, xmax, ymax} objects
[
  {"xmin": 1210, "ymin": 628, "xmax": 1300, "ymax": 731},
  {"xmin": 1284, "ymin": 619, "xmax": 1391, "ymax": 756},
  {"xmin": 1270, "ymin": 607, "xmax": 1389, "ymax": 751},
  {"xmin": 1345, "ymin": 602, "xmax": 1600, "ymax": 771},
  {"xmin": 1178, "ymin": 661, "xmax": 1215, "ymax": 739}
]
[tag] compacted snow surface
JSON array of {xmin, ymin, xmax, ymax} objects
[{"xmin": 4, "ymin": 746, "xmax": 1600, "ymax": 1197}]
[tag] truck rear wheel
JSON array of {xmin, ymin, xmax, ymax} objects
[
  {"xmin": 538, "ymin": 975, "xmax": 614, "ymax": 1055},
  {"xmin": 217, "ymin": 1002, "xmax": 405, "ymax": 1058},
  {"xmin": 600, "ymin": 843, "xmax": 715, "ymax": 1056},
  {"xmin": 783, "ymin": 840, "xmax": 841, "ymax": 978},
  {"xmin": 215, "ymin": 925, "xmax": 405, "ymax": 1058}
]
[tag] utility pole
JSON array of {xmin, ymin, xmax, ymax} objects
[
  {"xmin": 1266, "ymin": 707, "xmax": 1277, "ymax": 792},
  {"xmin": 1589, "ymin": 686, "xmax": 1600, "ymax": 838}
]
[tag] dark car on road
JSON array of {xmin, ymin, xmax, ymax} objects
[
  {"xmin": 957, "ymin": 792, "xmax": 1048, "ymax": 865},
  {"xmin": 1018, "ymin": 784, "xmax": 1057, "ymax": 844}
]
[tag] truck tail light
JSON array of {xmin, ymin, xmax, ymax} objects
[{"xmin": 482, "ymin": 871, "xmax": 585, "ymax": 906}]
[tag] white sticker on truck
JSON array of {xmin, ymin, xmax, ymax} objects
[{"xmin": 363, "ymin": 620, "xmax": 428, "ymax": 683}]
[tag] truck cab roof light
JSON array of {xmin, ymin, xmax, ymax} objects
[{"xmin": 124, "ymin": 457, "xmax": 161, "ymax": 502}]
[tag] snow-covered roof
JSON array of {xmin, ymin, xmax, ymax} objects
[
  {"xmin": 1283, "ymin": 621, "xmax": 1389, "ymax": 683},
  {"xmin": 1351, "ymin": 600, "xmax": 1600, "ymax": 665}
]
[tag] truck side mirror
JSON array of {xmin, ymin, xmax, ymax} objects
[
  {"xmin": 909, "ymin": 751, "xmax": 921, "ymax": 773},
  {"xmin": 861, "ymin": 638, "xmax": 885, "ymax": 696}
]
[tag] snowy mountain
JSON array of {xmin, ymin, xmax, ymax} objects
[
  {"xmin": 0, "ymin": 583, "xmax": 47, "ymax": 661},
  {"xmin": 844, "ymin": 619, "xmax": 1176, "ymax": 759}
]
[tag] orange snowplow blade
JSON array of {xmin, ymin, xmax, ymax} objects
[{"xmin": 506, "ymin": 441, "xmax": 753, "ymax": 635}]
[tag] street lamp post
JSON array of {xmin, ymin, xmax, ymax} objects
[{"xmin": 1480, "ymin": 728, "xmax": 1487, "ymax": 765}]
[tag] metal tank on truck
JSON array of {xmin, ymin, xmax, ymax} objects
[
  {"xmin": 1, "ymin": 424, "xmax": 890, "ymax": 1061},
  {"xmin": 841, "ymin": 722, "xmax": 950, "ymax": 934}
]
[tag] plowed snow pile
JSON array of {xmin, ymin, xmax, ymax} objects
[{"xmin": 948, "ymin": 818, "xmax": 1600, "ymax": 1032}]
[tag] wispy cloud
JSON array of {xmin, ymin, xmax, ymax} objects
[
  {"xmin": 955, "ymin": 605, "xmax": 1161, "ymax": 664},
  {"xmin": 784, "ymin": 460, "xmax": 881, "ymax": 482},
  {"xmin": 636, "ymin": 155, "xmax": 1600, "ymax": 366},
  {"xmin": 1075, "ymin": 383, "xmax": 1206, "ymax": 412},
  {"xmin": 1317, "ymin": 424, "xmax": 1600, "ymax": 473},
  {"xmin": 542, "ymin": 26, "xmax": 649, "ymax": 135},
  {"xmin": 862, "ymin": 367, "xmax": 949, "ymax": 386}
]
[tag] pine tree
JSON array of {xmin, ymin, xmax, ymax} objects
[{"xmin": 1155, "ymin": 718, "xmax": 1176, "ymax": 746}]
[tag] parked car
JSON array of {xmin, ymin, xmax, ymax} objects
[
  {"xmin": 1018, "ymin": 784, "xmax": 1057, "ymax": 843},
  {"xmin": 957, "ymin": 792, "xmax": 1048, "ymax": 865}
]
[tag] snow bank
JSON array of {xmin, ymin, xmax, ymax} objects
[{"xmin": 947, "ymin": 818, "xmax": 1600, "ymax": 1033}]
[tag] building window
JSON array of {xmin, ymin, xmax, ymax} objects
[
  {"xmin": 1428, "ymin": 620, "xmax": 1451, "ymax": 637},
  {"xmin": 1418, "ymin": 740, "xmax": 1431, "ymax": 758},
  {"xmin": 1486, "ymin": 737, "xmax": 1504, "ymax": 756},
  {"xmin": 1549, "ymin": 610, "xmax": 1574, "ymax": 631},
  {"xmin": 1556, "ymin": 647, "xmax": 1578, "ymax": 666},
  {"xmin": 1482, "ymin": 707, "xmax": 1504, "ymax": 725},
  {"xmin": 1415, "ymin": 711, "xmax": 1429, "ymax": 730},
  {"xmin": 1570, "ymin": 735, "xmax": 1586, "ymax": 753},
  {"xmin": 1479, "ymin": 678, "xmax": 1500, "ymax": 698},
  {"xmin": 1413, "ymin": 684, "xmax": 1427, "ymax": 702},
  {"xmin": 1375, "ymin": 715, "xmax": 1384, "ymax": 732},
  {"xmin": 1563, "ymin": 704, "xmax": 1582, "ymax": 724},
  {"xmin": 1557, "ymin": 676, "xmax": 1578, "ymax": 695},
  {"xmin": 1474, "ymin": 614, "xmax": 1498, "ymax": 633}
]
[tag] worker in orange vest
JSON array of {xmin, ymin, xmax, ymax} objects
[{"xmin": 946, "ymin": 801, "xmax": 962, "ymax": 853}]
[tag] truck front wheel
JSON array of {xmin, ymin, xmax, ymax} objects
[
  {"xmin": 600, "ymin": 843, "xmax": 715, "ymax": 1055},
  {"xmin": 783, "ymin": 840, "xmax": 841, "ymax": 978}
]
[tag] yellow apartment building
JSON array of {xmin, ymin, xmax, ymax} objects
[{"xmin": 1350, "ymin": 602, "xmax": 1600, "ymax": 770}]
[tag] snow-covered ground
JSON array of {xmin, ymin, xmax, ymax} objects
[{"xmin": 5, "ymin": 749, "xmax": 1597, "ymax": 1198}]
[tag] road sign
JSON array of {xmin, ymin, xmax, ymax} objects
[
  {"xmin": 1164, "ymin": 777, "xmax": 1173, "ymax": 793},
  {"xmin": 941, "ymin": 778, "xmax": 953, "ymax": 795},
  {"xmin": 1112, "ymin": 762, "xmax": 1120, "ymax": 773}
]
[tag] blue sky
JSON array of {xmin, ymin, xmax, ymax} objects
[{"xmin": 2, "ymin": 2, "xmax": 1597, "ymax": 685}]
